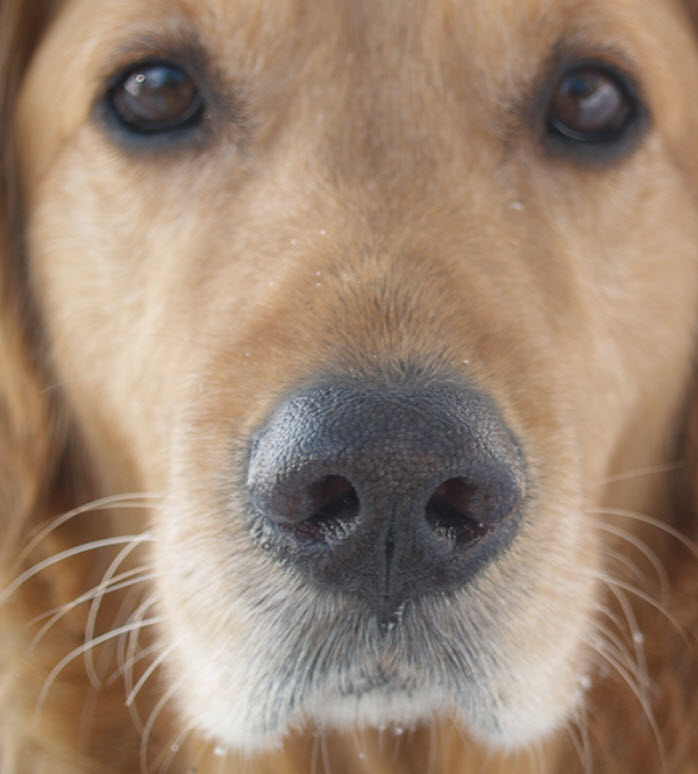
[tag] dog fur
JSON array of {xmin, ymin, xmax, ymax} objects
[{"xmin": 2, "ymin": 0, "xmax": 698, "ymax": 772}]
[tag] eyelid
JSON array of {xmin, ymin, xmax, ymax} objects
[
  {"xmin": 98, "ymin": 31, "xmax": 209, "ymax": 82},
  {"xmin": 532, "ymin": 44, "xmax": 650, "ymax": 164},
  {"xmin": 107, "ymin": 60, "xmax": 205, "ymax": 134},
  {"xmin": 94, "ymin": 36, "xmax": 248, "ymax": 153},
  {"xmin": 546, "ymin": 65, "xmax": 635, "ymax": 142}
]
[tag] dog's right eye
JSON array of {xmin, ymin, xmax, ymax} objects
[
  {"xmin": 547, "ymin": 65, "xmax": 633, "ymax": 144},
  {"xmin": 107, "ymin": 61, "xmax": 205, "ymax": 135},
  {"xmin": 542, "ymin": 60, "xmax": 648, "ymax": 162}
]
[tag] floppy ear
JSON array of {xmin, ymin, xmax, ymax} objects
[
  {"xmin": 682, "ymin": 0, "xmax": 698, "ymax": 189},
  {"xmin": 0, "ymin": 0, "xmax": 61, "ymax": 546},
  {"xmin": 684, "ymin": 0, "xmax": 698, "ymax": 28},
  {"xmin": 682, "ymin": 0, "xmax": 698, "ymax": 523}
]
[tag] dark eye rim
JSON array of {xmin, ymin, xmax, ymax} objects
[
  {"xmin": 539, "ymin": 56, "xmax": 649, "ymax": 163},
  {"xmin": 105, "ymin": 58, "xmax": 206, "ymax": 136},
  {"xmin": 546, "ymin": 62, "xmax": 637, "ymax": 144}
]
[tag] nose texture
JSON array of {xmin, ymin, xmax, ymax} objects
[{"xmin": 246, "ymin": 379, "xmax": 525, "ymax": 622}]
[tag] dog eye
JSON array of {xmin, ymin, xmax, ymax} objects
[
  {"xmin": 546, "ymin": 65, "xmax": 635, "ymax": 145},
  {"xmin": 108, "ymin": 61, "xmax": 205, "ymax": 134}
]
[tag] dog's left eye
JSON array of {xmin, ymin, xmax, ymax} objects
[
  {"xmin": 108, "ymin": 61, "xmax": 205, "ymax": 135},
  {"xmin": 546, "ymin": 64, "xmax": 636, "ymax": 145}
]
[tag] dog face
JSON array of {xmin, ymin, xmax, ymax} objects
[{"xmin": 7, "ymin": 0, "xmax": 698, "ymax": 762}]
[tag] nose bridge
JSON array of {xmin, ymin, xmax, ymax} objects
[{"xmin": 292, "ymin": 3, "xmax": 463, "ymax": 199}]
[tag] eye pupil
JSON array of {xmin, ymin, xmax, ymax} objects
[
  {"xmin": 548, "ymin": 66, "xmax": 632, "ymax": 144},
  {"xmin": 110, "ymin": 62, "xmax": 204, "ymax": 134}
]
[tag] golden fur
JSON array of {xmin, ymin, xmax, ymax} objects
[{"xmin": 2, "ymin": 0, "xmax": 698, "ymax": 772}]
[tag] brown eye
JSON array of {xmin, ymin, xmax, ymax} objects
[
  {"xmin": 547, "ymin": 65, "xmax": 634, "ymax": 144},
  {"xmin": 109, "ymin": 61, "xmax": 204, "ymax": 134}
]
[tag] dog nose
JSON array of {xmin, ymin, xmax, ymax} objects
[{"xmin": 246, "ymin": 379, "xmax": 524, "ymax": 622}]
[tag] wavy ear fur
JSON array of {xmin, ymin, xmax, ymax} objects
[
  {"xmin": 684, "ymin": 0, "xmax": 698, "ymax": 28},
  {"xmin": 684, "ymin": 0, "xmax": 698, "ymax": 190},
  {"xmin": 0, "ymin": 0, "xmax": 62, "ymax": 551},
  {"xmin": 683, "ymin": 0, "xmax": 698, "ymax": 499}
]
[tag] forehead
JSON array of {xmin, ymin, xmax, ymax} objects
[
  {"xmin": 30, "ymin": 0, "xmax": 681, "ymax": 135},
  {"xmin": 44, "ymin": 0, "xmax": 672, "ymax": 78},
  {"xmin": 19, "ymin": 0, "xmax": 691, "ymax": 195}
]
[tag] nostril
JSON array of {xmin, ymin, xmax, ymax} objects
[
  {"xmin": 281, "ymin": 475, "xmax": 360, "ymax": 542},
  {"xmin": 247, "ymin": 380, "xmax": 526, "ymax": 612},
  {"xmin": 426, "ymin": 477, "xmax": 491, "ymax": 545},
  {"xmin": 307, "ymin": 475, "xmax": 359, "ymax": 522}
]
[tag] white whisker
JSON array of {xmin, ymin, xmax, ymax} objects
[
  {"xmin": 126, "ymin": 644, "xmax": 174, "ymax": 708},
  {"xmin": 29, "ymin": 569, "xmax": 155, "ymax": 651},
  {"xmin": 84, "ymin": 538, "xmax": 149, "ymax": 687},
  {"xmin": 140, "ymin": 682, "xmax": 180, "ymax": 774},
  {"xmin": 600, "ymin": 547, "xmax": 651, "ymax": 591},
  {"xmin": 588, "ymin": 620, "xmax": 648, "ymax": 693},
  {"xmin": 1, "ymin": 534, "xmax": 154, "ymax": 606},
  {"xmin": 582, "ymin": 570, "xmax": 683, "ymax": 633},
  {"xmin": 122, "ymin": 594, "xmax": 160, "ymax": 733},
  {"xmin": 604, "ymin": 583, "xmax": 650, "ymax": 693},
  {"xmin": 37, "ymin": 616, "xmax": 163, "ymax": 713},
  {"xmin": 18, "ymin": 494, "xmax": 160, "ymax": 564},
  {"xmin": 582, "ymin": 635, "xmax": 667, "ymax": 773},
  {"xmin": 106, "ymin": 643, "xmax": 161, "ymax": 687},
  {"xmin": 320, "ymin": 731, "xmax": 332, "ymax": 774},
  {"xmin": 591, "ymin": 518, "xmax": 669, "ymax": 596},
  {"xmin": 588, "ymin": 461, "xmax": 685, "ymax": 489},
  {"xmin": 565, "ymin": 705, "xmax": 593, "ymax": 774},
  {"xmin": 156, "ymin": 724, "xmax": 194, "ymax": 774},
  {"xmin": 587, "ymin": 507, "xmax": 697, "ymax": 556}
]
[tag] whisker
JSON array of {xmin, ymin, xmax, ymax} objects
[
  {"xmin": 310, "ymin": 732, "xmax": 321, "ymax": 774},
  {"xmin": 140, "ymin": 682, "xmax": 180, "ymax": 774},
  {"xmin": 126, "ymin": 644, "xmax": 174, "ymax": 708},
  {"xmin": 600, "ymin": 547, "xmax": 652, "ymax": 592},
  {"xmin": 37, "ymin": 616, "xmax": 163, "ymax": 714},
  {"xmin": 427, "ymin": 720, "xmax": 439, "ymax": 774},
  {"xmin": 604, "ymin": 583, "xmax": 650, "ymax": 692},
  {"xmin": 122, "ymin": 594, "xmax": 160, "ymax": 733},
  {"xmin": 84, "ymin": 538, "xmax": 150, "ymax": 687},
  {"xmin": 582, "ymin": 636, "xmax": 667, "ymax": 773},
  {"xmin": 29, "ymin": 569, "xmax": 155, "ymax": 651},
  {"xmin": 532, "ymin": 737, "xmax": 550, "ymax": 774},
  {"xmin": 18, "ymin": 494, "xmax": 160, "ymax": 564},
  {"xmin": 28, "ymin": 566, "xmax": 149, "ymax": 627},
  {"xmin": 320, "ymin": 731, "xmax": 332, "ymax": 774},
  {"xmin": 588, "ymin": 461, "xmax": 685, "ymax": 490},
  {"xmin": 591, "ymin": 519, "xmax": 669, "ymax": 596},
  {"xmin": 156, "ymin": 724, "xmax": 194, "ymax": 774},
  {"xmin": 106, "ymin": 643, "xmax": 161, "ymax": 687},
  {"xmin": 565, "ymin": 705, "xmax": 593, "ymax": 774},
  {"xmin": 582, "ymin": 570, "xmax": 683, "ymax": 634},
  {"xmin": 1, "ymin": 534, "xmax": 154, "ymax": 606},
  {"xmin": 591, "ymin": 597, "xmax": 628, "ymax": 639},
  {"xmin": 587, "ymin": 620, "xmax": 649, "ymax": 694},
  {"xmin": 587, "ymin": 507, "xmax": 697, "ymax": 556}
]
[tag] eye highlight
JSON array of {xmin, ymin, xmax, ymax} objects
[
  {"xmin": 545, "ymin": 63, "xmax": 638, "ymax": 147},
  {"xmin": 107, "ymin": 60, "xmax": 205, "ymax": 135}
]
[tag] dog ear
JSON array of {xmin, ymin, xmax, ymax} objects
[
  {"xmin": 681, "ymin": 0, "xmax": 698, "ymax": 523},
  {"xmin": 0, "ymin": 1, "xmax": 62, "ymax": 545},
  {"xmin": 683, "ymin": 0, "xmax": 698, "ymax": 180},
  {"xmin": 684, "ymin": 0, "xmax": 698, "ymax": 29}
]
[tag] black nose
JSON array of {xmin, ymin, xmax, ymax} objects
[{"xmin": 246, "ymin": 379, "xmax": 524, "ymax": 622}]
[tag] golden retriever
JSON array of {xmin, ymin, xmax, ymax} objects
[{"xmin": 2, "ymin": 0, "xmax": 698, "ymax": 772}]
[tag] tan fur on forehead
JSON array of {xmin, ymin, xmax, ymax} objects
[{"xmin": 2, "ymin": 0, "xmax": 698, "ymax": 772}]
